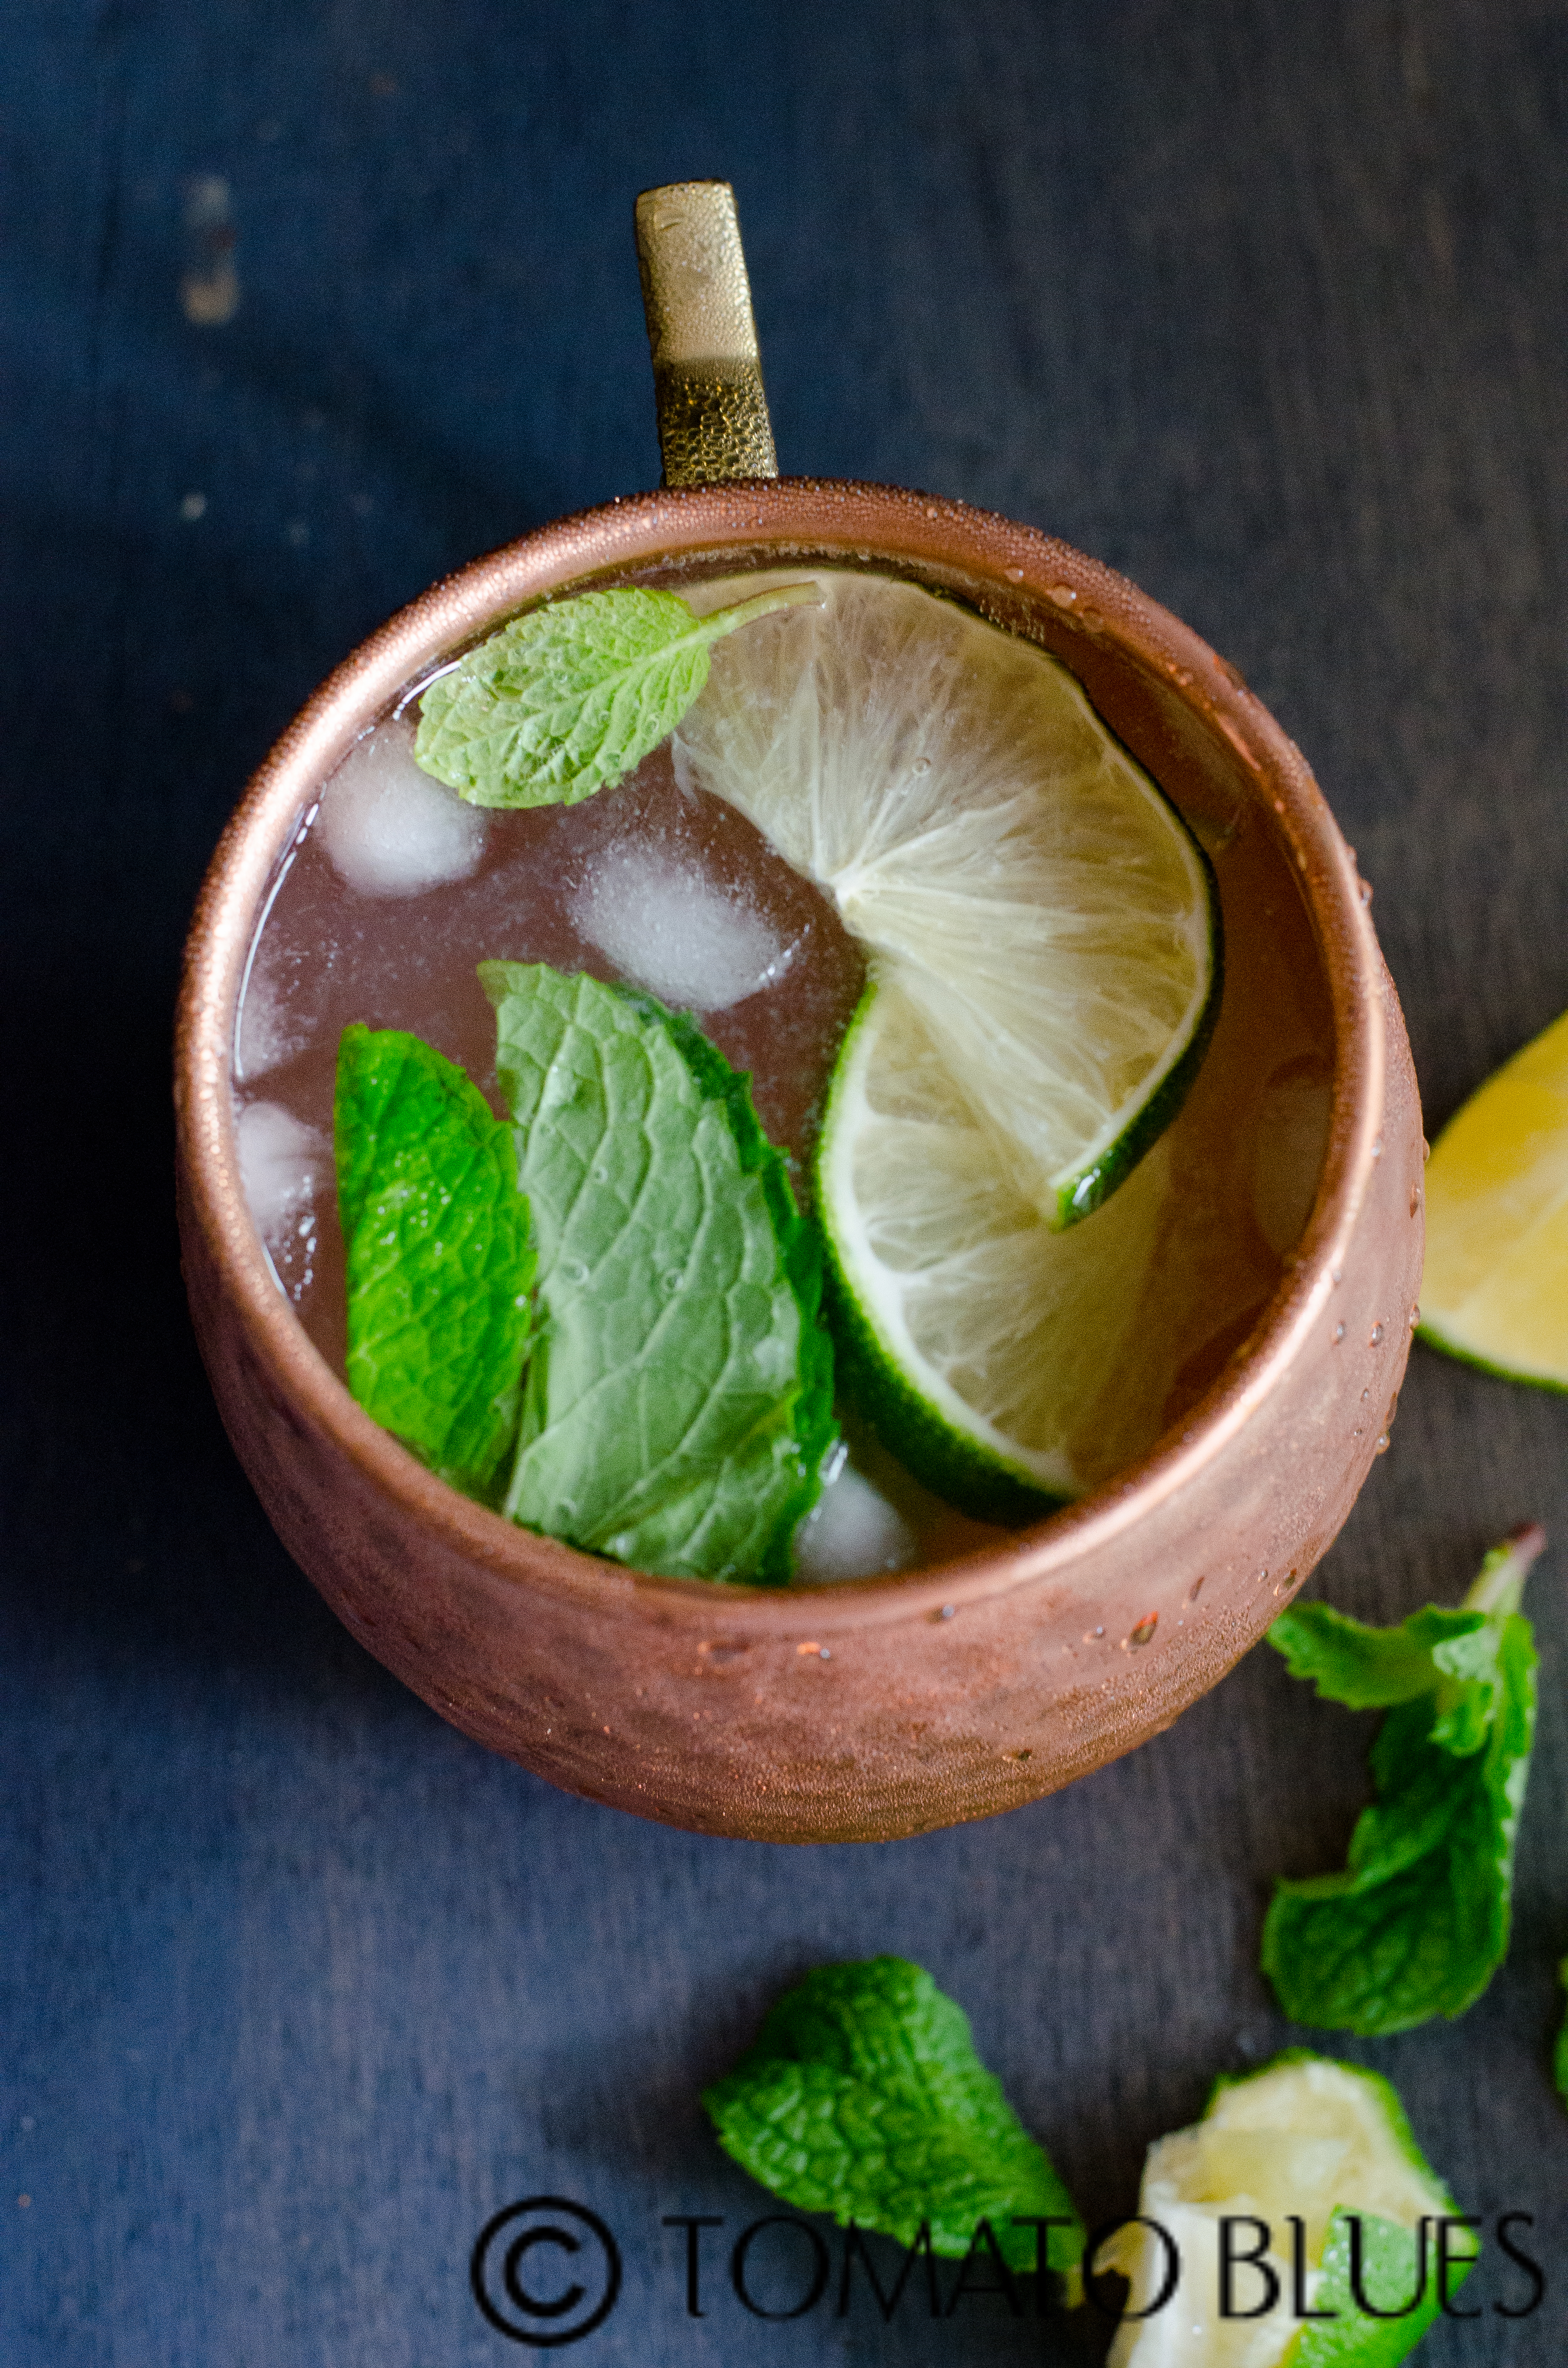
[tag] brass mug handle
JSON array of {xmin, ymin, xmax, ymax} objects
[{"xmin": 634, "ymin": 181, "xmax": 779, "ymax": 486}]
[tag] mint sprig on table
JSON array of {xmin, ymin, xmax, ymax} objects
[
  {"xmin": 334, "ymin": 1026, "xmax": 536, "ymax": 1499},
  {"xmin": 702, "ymin": 1958, "xmax": 1084, "ymax": 2281},
  {"xmin": 481, "ymin": 962, "xmax": 836, "ymax": 1585},
  {"xmin": 1261, "ymin": 1525, "xmax": 1543, "ymax": 2035},
  {"xmin": 414, "ymin": 581, "xmax": 821, "ymax": 809}
]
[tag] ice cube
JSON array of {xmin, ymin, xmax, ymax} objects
[
  {"xmin": 235, "ymin": 1100, "xmax": 325, "ymax": 1248},
  {"xmin": 569, "ymin": 844, "xmax": 789, "ymax": 1011},
  {"xmin": 793, "ymin": 1460, "xmax": 919, "ymax": 1583},
  {"xmin": 318, "ymin": 719, "xmax": 487, "ymax": 897}
]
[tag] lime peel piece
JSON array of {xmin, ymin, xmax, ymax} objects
[{"xmin": 1104, "ymin": 2052, "xmax": 1466, "ymax": 2368}]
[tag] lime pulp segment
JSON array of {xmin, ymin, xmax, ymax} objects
[
  {"xmin": 815, "ymin": 978, "xmax": 1178, "ymax": 1517},
  {"xmin": 674, "ymin": 569, "xmax": 1221, "ymax": 1229}
]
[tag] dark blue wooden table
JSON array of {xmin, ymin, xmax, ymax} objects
[{"xmin": 6, "ymin": 3, "xmax": 1568, "ymax": 2359}]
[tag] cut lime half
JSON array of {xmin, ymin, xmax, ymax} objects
[
  {"xmin": 815, "ymin": 978, "xmax": 1177, "ymax": 1518},
  {"xmin": 1102, "ymin": 2051, "xmax": 1466, "ymax": 2368},
  {"xmin": 676, "ymin": 570, "xmax": 1221, "ymax": 1227},
  {"xmin": 1419, "ymin": 1006, "xmax": 1568, "ymax": 1388}
]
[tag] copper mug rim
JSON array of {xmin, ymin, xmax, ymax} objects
[{"xmin": 174, "ymin": 476, "xmax": 1386, "ymax": 1641}]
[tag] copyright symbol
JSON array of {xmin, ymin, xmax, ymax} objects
[{"xmin": 471, "ymin": 2197, "xmax": 622, "ymax": 2346}]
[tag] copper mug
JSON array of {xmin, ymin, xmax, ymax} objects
[{"xmin": 174, "ymin": 185, "xmax": 1421, "ymax": 1842}]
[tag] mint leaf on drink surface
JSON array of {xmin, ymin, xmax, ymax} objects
[
  {"xmin": 1261, "ymin": 1527, "xmax": 1544, "ymax": 2036},
  {"xmin": 702, "ymin": 1959, "xmax": 1083, "ymax": 2279},
  {"xmin": 414, "ymin": 581, "xmax": 821, "ymax": 810},
  {"xmin": 334, "ymin": 1026, "xmax": 536, "ymax": 1499},
  {"xmin": 480, "ymin": 962, "xmax": 836, "ymax": 1583}
]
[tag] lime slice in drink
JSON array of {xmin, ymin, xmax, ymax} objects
[
  {"xmin": 1102, "ymin": 2051, "xmax": 1465, "ymax": 2368},
  {"xmin": 815, "ymin": 978, "xmax": 1178, "ymax": 1517},
  {"xmin": 1419, "ymin": 1007, "xmax": 1568, "ymax": 1387},
  {"xmin": 675, "ymin": 571, "xmax": 1220, "ymax": 1227}
]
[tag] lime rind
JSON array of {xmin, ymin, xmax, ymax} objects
[
  {"xmin": 1288, "ymin": 2206, "xmax": 1468, "ymax": 2368},
  {"xmin": 1416, "ymin": 1316, "xmax": 1568, "ymax": 1395}
]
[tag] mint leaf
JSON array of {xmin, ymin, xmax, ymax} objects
[
  {"xmin": 1262, "ymin": 1530, "xmax": 1543, "ymax": 2035},
  {"xmin": 1267, "ymin": 1601, "xmax": 1487, "ymax": 1712},
  {"xmin": 334, "ymin": 1025, "xmax": 535, "ymax": 1498},
  {"xmin": 415, "ymin": 582, "xmax": 820, "ymax": 809},
  {"xmin": 480, "ymin": 962, "xmax": 836, "ymax": 1582},
  {"xmin": 702, "ymin": 1959, "xmax": 1083, "ymax": 2278}
]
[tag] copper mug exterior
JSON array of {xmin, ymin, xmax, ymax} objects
[{"xmin": 174, "ymin": 479, "xmax": 1421, "ymax": 1844}]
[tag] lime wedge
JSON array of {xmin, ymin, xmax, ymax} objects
[
  {"xmin": 815, "ymin": 978, "xmax": 1177, "ymax": 1517},
  {"xmin": 1419, "ymin": 1007, "xmax": 1568, "ymax": 1386},
  {"xmin": 675, "ymin": 570, "xmax": 1220, "ymax": 1226},
  {"xmin": 1102, "ymin": 2052, "xmax": 1466, "ymax": 2368}
]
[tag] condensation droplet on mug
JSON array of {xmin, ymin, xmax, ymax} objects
[
  {"xmin": 1369, "ymin": 1322, "xmax": 1384, "ymax": 1345},
  {"xmin": 1005, "ymin": 566, "xmax": 1025, "ymax": 582},
  {"xmin": 1047, "ymin": 584, "xmax": 1078, "ymax": 607},
  {"xmin": 1188, "ymin": 1575, "xmax": 1206, "ymax": 1603},
  {"xmin": 1359, "ymin": 878, "xmax": 1373, "ymax": 906},
  {"xmin": 1371, "ymin": 1135, "xmax": 1383, "ymax": 1159},
  {"xmin": 1333, "ymin": 1321, "xmax": 1346, "ymax": 1343},
  {"xmin": 1331, "ymin": 1268, "xmax": 1343, "ymax": 1286},
  {"xmin": 1409, "ymin": 1302, "xmax": 1421, "ymax": 1326},
  {"xmin": 1374, "ymin": 1433, "xmax": 1390, "ymax": 1454},
  {"xmin": 1127, "ymin": 1614, "xmax": 1158, "ymax": 1650},
  {"xmin": 1409, "ymin": 1187, "xmax": 1421, "ymax": 1218}
]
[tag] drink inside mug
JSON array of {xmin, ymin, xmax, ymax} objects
[
  {"xmin": 176, "ymin": 182, "xmax": 1417, "ymax": 1837},
  {"xmin": 233, "ymin": 554, "xmax": 1333, "ymax": 1580}
]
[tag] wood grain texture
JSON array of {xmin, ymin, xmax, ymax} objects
[{"xmin": 4, "ymin": 0, "xmax": 1568, "ymax": 2359}]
